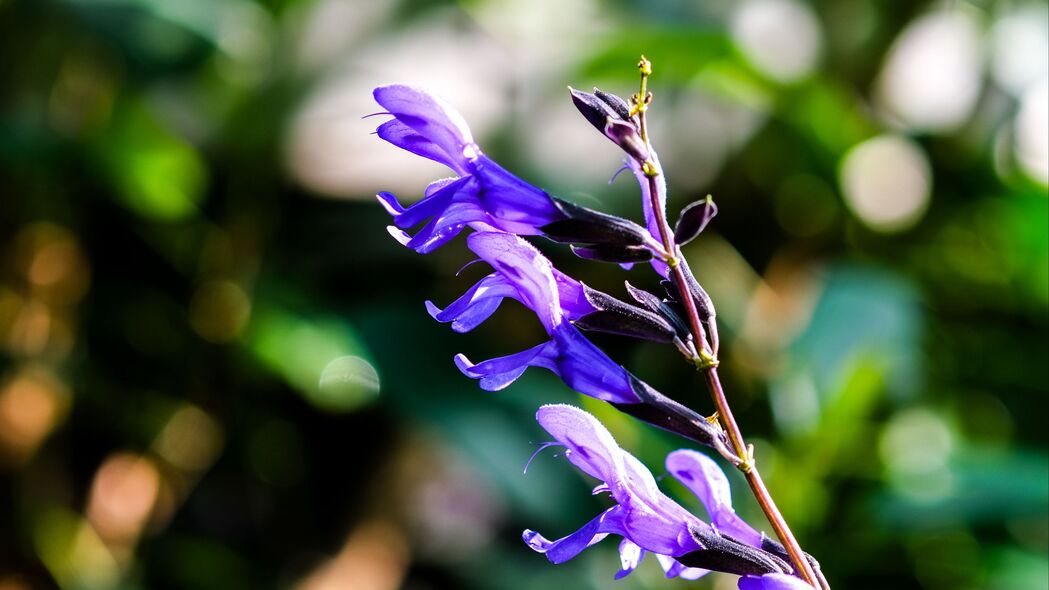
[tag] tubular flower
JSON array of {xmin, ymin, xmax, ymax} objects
[
  {"xmin": 429, "ymin": 231, "xmax": 728, "ymax": 451},
  {"xmin": 375, "ymin": 85, "xmax": 657, "ymax": 256},
  {"xmin": 437, "ymin": 231, "xmax": 638, "ymax": 404},
  {"xmin": 523, "ymin": 404, "xmax": 812, "ymax": 589},
  {"xmin": 373, "ymin": 84, "xmax": 565, "ymax": 253}
]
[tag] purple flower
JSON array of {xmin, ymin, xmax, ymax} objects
[
  {"xmin": 433, "ymin": 231, "xmax": 640, "ymax": 404},
  {"xmin": 430, "ymin": 231, "xmax": 729, "ymax": 452},
  {"xmin": 522, "ymin": 404, "xmax": 707, "ymax": 578},
  {"xmin": 523, "ymin": 405, "xmax": 809, "ymax": 588},
  {"xmin": 373, "ymin": 85, "xmax": 566, "ymax": 253}
]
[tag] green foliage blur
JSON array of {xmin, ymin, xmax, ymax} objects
[{"xmin": 0, "ymin": 0, "xmax": 1046, "ymax": 589}]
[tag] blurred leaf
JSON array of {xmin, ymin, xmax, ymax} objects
[
  {"xmin": 62, "ymin": 0, "xmax": 271, "ymax": 66},
  {"xmin": 792, "ymin": 264, "xmax": 923, "ymax": 401},
  {"xmin": 248, "ymin": 306, "xmax": 375, "ymax": 413},
  {"xmin": 580, "ymin": 28, "xmax": 733, "ymax": 83},
  {"xmin": 95, "ymin": 99, "xmax": 206, "ymax": 220},
  {"xmin": 985, "ymin": 546, "xmax": 1049, "ymax": 590},
  {"xmin": 873, "ymin": 447, "xmax": 1049, "ymax": 528}
]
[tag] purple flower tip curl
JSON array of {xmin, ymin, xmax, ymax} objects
[{"xmin": 373, "ymin": 85, "xmax": 565, "ymax": 253}]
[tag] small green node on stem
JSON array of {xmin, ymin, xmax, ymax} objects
[
  {"xmin": 738, "ymin": 444, "xmax": 756, "ymax": 474},
  {"xmin": 695, "ymin": 349, "xmax": 719, "ymax": 370}
]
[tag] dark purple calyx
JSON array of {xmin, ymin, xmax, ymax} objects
[{"xmin": 679, "ymin": 526, "xmax": 793, "ymax": 576}]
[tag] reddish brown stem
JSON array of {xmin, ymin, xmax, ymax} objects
[
  {"xmin": 630, "ymin": 58, "xmax": 822, "ymax": 585},
  {"xmin": 642, "ymin": 166, "xmax": 821, "ymax": 588}
]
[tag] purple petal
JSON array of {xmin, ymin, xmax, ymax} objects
[
  {"xmin": 535, "ymin": 404, "xmax": 623, "ymax": 482},
  {"xmin": 373, "ymin": 87, "xmax": 569, "ymax": 254},
  {"xmin": 523, "ymin": 506, "xmax": 625, "ymax": 564},
  {"xmin": 552, "ymin": 269, "xmax": 595, "ymax": 320},
  {"xmin": 466, "ymin": 232, "xmax": 562, "ymax": 331},
  {"xmin": 405, "ymin": 198, "xmax": 489, "ymax": 254},
  {"xmin": 546, "ymin": 325, "xmax": 640, "ymax": 404},
  {"xmin": 527, "ymin": 405, "xmax": 730, "ymax": 580},
  {"xmin": 376, "ymin": 192, "xmax": 405, "ymax": 216},
  {"xmin": 389, "ymin": 175, "xmax": 474, "ymax": 230},
  {"xmin": 376, "ymin": 119, "xmax": 459, "ymax": 170},
  {"xmin": 467, "ymin": 158, "xmax": 562, "ymax": 229},
  {"xmin": 627, "ymin": 153, "xmax": 667, "ymax": 244},
  {"xmin": 627, "ymin": 154, "xmax": 669, "ymax": 277},
  {"xmin": 385, "ymin": 226, "xmax": 412, "ymax": 247},
  {"xmin": 373, "ymin": 85, "xmax": 477, "ymax": 174},
  {"xmin": 666, "ymin": 450, "xmax": 762, "ymax": 547},
  {"xmin": 534, "ymin": 405, "xmax": 703, "ymax": 557},
  {"xmin": 454, "ymin": 326, "xmax": 639, "ymax": 404},
  {"xmin": 738, "ymin": 574, "xmax": 814, "ymax": 590},
  {"xmin": 426, "ymin": 273, "xmax": 520, "ymax": 332},
  {"xmin": 441, "ymin": 233, "xmax": 638, "ymax": 403},
  {"xmin": 454, "ymin": 342, "xmax": 551, "ymax": 391},
  {"xmin": 655, "ymin": 554, "xmax": 710, "ymax": 580},
  {"xmin": 425, "ymin": 176, "xmax": 461, "ymax": 195}
]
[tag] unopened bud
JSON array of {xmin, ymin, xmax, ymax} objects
[{"xmin": 604, "ymin": 118, "xmax": 650, "ymax": 163}]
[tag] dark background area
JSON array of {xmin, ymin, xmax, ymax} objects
[{"xmin": 0, "ymin": 1, "xmax": 1046, "ymax": 589}]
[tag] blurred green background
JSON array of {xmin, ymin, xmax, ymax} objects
[{"xmin": 1, "ymin": 0, "xmax": 1046, "ymax": 589}]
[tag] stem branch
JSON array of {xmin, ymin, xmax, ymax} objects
[
  {"xmin": 654, "ymin": 175, "xmax": 820, "ymax": 588},
  {"xmin": 632, "ymin": 59, "xmax": 821, "ymax": 586}
]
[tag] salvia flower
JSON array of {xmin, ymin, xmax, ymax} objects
[
  {"xmin": 374, "ymin": 85, "xmax": 656, "ymax": 255},
  {"xmin": 430, "ymin": 231, "xmax": 728, "ymax": 451},
  {"xmin": 437, "ymin": 231, "xmax": 639, "ymax": 404},
  {"xmin": 524, "ymin": 404, "xmax": 812, "ymax": 589},
  {"xmin": 373, "ymin": 84, "xmax": 565, "ymax": 253}
]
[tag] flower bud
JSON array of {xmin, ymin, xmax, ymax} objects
[
  {"xmin": 569, "ymin": 87, "xmax": 620, "ymax": 134},
  {"xmin": 604, "ymin": 118, "xmax": 650, "ymax": 163}
]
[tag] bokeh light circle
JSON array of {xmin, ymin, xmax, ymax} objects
[
  {"xmin": 732, "ymin": 0, "xmax": 822, "ymax": 83},
  {"xmin": 840, "ymin": 135, "xmax": 932, "ymax": 232}
]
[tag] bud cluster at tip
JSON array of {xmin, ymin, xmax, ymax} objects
[{"xmin": 569, "ymin": 87, "xmax": 650, "ymax": 163}]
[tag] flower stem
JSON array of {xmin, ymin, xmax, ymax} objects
[
  {"xmin": 705, "ymin": 368, "xmax": 824, "ymax": 588},
  {"xmin": 632, "ymin": 60, "xmax": 822, "ymax": 587},
  {"xmin": 653, "ymin": 176, "xmax": 821, "ymax": 589}
]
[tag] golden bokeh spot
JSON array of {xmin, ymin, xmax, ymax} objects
[
  {"xmin": 0, "ymin": 366, "xmax": 70, "ymax": 466},
  {"xmin": 152, "ymin": 404, "xmax": 224, "ymax": 473},
  {"xmin": 13, "ymin": 223, "xmax": 90, "ymax": 305},
  {"xmin": 189, "ymin": 280, "xmax": 251, "ymax": 343}
]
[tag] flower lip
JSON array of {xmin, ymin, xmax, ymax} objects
[{"xmin": 373, "ymin": 84, "xmax": 477, "ymax": 173}]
